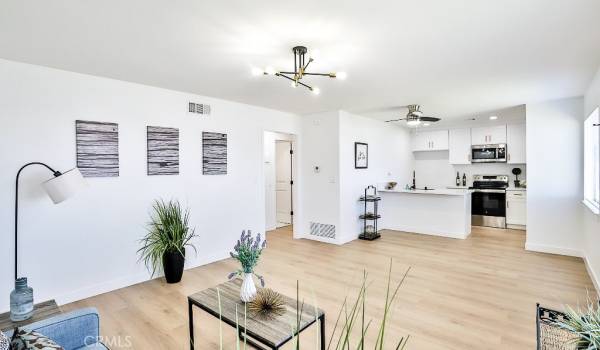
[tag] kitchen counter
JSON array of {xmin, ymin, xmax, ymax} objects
[
  {"xmin": 378, "ymin": 188, "xmax": 471, "ymax": 239},
  {"xmin": 379, "ymin": 188, "xmax": 470, "ymax": 196}
]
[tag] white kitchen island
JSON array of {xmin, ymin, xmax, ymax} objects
[{"xmin": 379, "ymin": 188, "xmax": 472, "ymax": 239}]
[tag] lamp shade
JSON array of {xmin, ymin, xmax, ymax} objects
[{"xmin": 42, "ymin": 168, "xmax": 87, "ymax": 204}]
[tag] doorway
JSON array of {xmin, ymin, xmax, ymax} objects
[
  {"xmin": 275, "ymin": 140, "xmax": 293, "ymax": 227},
  {"xmin": 264, "ymin": 131, "xmax": 295, "ymax": 232}
]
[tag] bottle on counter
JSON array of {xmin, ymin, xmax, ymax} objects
[
  {"xmin": 456, "ymin": 172, "xmax": 460, "ymax": 186},
  {"xmin": 462, "ymin": 173, "xmax": 467, "ymax": 187}
]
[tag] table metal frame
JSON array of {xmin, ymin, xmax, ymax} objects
[{"xmin": 188, "ymin": 297, "xmax": 325, "ymax": 350}]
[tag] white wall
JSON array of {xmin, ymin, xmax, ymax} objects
[
  {"xmin": 338, "ymin": 111, "xmax": 412, "ymax": 243},
  {"xmin": 583, "ymin": 66, "xmax": 600, "ymax": 291},
  {"xmin": 263, "ymin": 131, "xmax": 295, "ymax": 231},
  {"xmin": 413, "ymin": 151, "xmax": 526, "ymax": 189},
  {"xmin": 299, "ymin": 111, "xmax": 341, "ymax": 243},
  {"xmin": 525, "ymin": 97, "xmax": 584, "ymax": 257},
  {"xmin": 299, "ymin": 111, "xmax": 413, "ymax": 244},
  {"xmin": 0, "ymin": 59, "xmax": 302, "ymax": 312}
]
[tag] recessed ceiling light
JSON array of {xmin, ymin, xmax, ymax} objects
[
  {"xmin": 489, "ymin": 115, "xmax": 498, "ymax": 120},
  {"xmin": 423, "ymin": 123, "xmax": 431, "ymax": 126}
]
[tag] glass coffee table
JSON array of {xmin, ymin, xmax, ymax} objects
[{"xmin": 188, "ymin": 279, "xmax": 325, "ymax": 350}]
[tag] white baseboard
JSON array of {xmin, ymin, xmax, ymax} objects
[
  {"xmin": 584, "ymin": 255, "xmax": 600, "ymax": 293},
  {"xmin": 338, "ymin": 235, "xmax": 357, "ymax": 245},
  {"xmin": 300, "ymin": 234, "xmax": 343, "ymax": 245},
  {"xmin": 56, "ymin": 271, "xmax": 151, "ymax": 306},
  {"xmin": 525, "ymin": 242, "xmax": 583, "ymax": 257},
  {"xmin": 55, "ymin": 249, "xmax": 230, "ymax": 306}
]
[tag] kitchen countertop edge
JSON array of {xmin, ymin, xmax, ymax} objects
[{"xmin": 379, "ymin": 188, "xmax": 471, "ymax": 196}]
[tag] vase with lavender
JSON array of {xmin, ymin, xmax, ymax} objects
[{"xmin": 227, "ymin": 230, "xmax": 266, "ymax": 302}]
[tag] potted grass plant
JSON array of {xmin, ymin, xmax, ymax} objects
[
  {"xmin": 554, "ymin": 299, "xmax": 600, "ymax": 349},
  {"xmin": 138, "ymin": 199, "xmax": 198, "ymax": 283}
]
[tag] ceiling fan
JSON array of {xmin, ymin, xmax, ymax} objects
[{"xmin": 385, "ymin": 105, "xmax": 441, "ymax": 126}]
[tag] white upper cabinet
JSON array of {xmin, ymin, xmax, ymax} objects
[
  {"xmin": 449, "ymin": 128, "xmax": 471, "ymax": 164},
  {"xmin": 471, "ymin": 125, "xmax": 507, "ymax": 145},
  {"xmin": 412, "ymin": 132, "xmax": 430, "ymax": 151},
  {"xmin": 412, "ymin": 130, "xmax": 449, "ymax": 152},
  {"xmin": 506, "ymin": 123, "xmax": 526, "ymax": 164}
]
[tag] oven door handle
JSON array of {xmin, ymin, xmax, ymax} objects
[{"xmin": 472, "ymin": 189, "xmax": 506, "ymax": 193}]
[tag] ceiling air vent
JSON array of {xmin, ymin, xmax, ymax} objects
[{"xmin": 189, "ymin": 102, "xmax": 211, "ymax": 115}]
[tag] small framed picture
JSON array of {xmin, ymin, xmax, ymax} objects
[{"xmin": 355, "ymin": 142, "xmax": 368, "ymax": 169}]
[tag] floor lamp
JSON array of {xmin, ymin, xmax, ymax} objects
[{"xmin": 11, "ymin": 162, "xmax": 87, "ymax": 321}]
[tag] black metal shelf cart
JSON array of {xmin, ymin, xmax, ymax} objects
[{"xmin": 359, "ymin": 185, "xmax": 381, "ymax": 241}]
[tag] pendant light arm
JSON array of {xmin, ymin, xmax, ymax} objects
[
  {"xmin": 302, "ymin": 57, "xmax": 313, "ymax": 72},
  {"xmin": 276, "ymin": 73, "xmax": 314, "ymax": 90},
  {"xmin": 14, "ymin": 162, "xmax": 61, "ymax": 281},
  {"xmin": 303, "ymin": 72, "xmax": 336, "ymax": 77}
]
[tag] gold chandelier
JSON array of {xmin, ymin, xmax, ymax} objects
[{"xmin": 252, "ymin": 45, "xmax": 346, "ymax": 95}]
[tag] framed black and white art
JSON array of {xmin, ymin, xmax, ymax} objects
[
  {"xmin": 76, "ymin": 120, "xmax": 119, "ymax": 177},
  {"xmin": 202, "ymin": 132, "xmax": 227, "ymax": 175},
  {"xmin": 147, "ymin": 126, "xmax": 179, "ymax": 175},
  {"xmin": 355, "ymin": 142, "xmax": 368, "ymax": 169}
]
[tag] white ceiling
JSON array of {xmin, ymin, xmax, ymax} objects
[{"xmin": 1, "ymin": 0, "xmax": 600, "ymax": 122}]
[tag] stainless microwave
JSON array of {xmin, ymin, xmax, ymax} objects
[{"xmin": 471, "ymin": 144, "xmax": 507, "ymax": 163}]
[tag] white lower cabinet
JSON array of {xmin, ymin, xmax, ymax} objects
[{"xmin": 506, "ymin": 191, "xmax": 526, "ymax": 228}]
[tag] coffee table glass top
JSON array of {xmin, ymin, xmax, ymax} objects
[{"xmin": 189, "ymin": 279, "xmax": 324, "ymax": 346}]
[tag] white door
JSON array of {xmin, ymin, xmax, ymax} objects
[
  {"xmin": 449, "ymin": 128, "xmax": 471, "ymax": 164},
  {"xmin": 507, "ymin": 123, "xmax": 526, "ymax": 164},
  {"xmin": 275, "ymin": 141, "xmax": 292, "ymax": 225}
]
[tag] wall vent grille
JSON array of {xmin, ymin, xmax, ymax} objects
[
  {"xmin": 309, "ymin": 222, "xmax": 336, "ymax": 239},
  {"xmin": 189, "ymin": 102, "xmax": 211, "ymax": 115}
]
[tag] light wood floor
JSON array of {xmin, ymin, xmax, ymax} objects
[{"xmin": 64, "ymin": 226, "xmax": 596, "ymax": 349}]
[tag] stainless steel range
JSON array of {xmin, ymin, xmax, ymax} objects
[{"xmin": 470, "ymin": 175, "xmax": 508, "ymax": 228}]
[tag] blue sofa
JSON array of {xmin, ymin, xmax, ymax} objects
[{"xmin": 2, "ymin": 308, "xmax": 107, "ymax": 349}]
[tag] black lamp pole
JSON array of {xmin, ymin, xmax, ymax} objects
[{"xmin": 14, "ymin": 162, "xmax": 62, "ymax": 281}]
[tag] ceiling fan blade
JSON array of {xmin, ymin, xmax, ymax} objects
[
  {"xmin": 419, "ymin": 116, "xmax": 441, "ymax": 122},
  {"xmin": 385, "ymin": 118, "xmax": 407, "ymax": 123}
]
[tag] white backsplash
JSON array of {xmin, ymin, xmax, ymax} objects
[{"xmin": 412, "ymin": 151, "xmax": 526, "ymax": 189}]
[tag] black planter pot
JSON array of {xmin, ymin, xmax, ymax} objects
[{"xmin": 162, "ymin": 250, "xmax": 185, "ymax": 284}]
